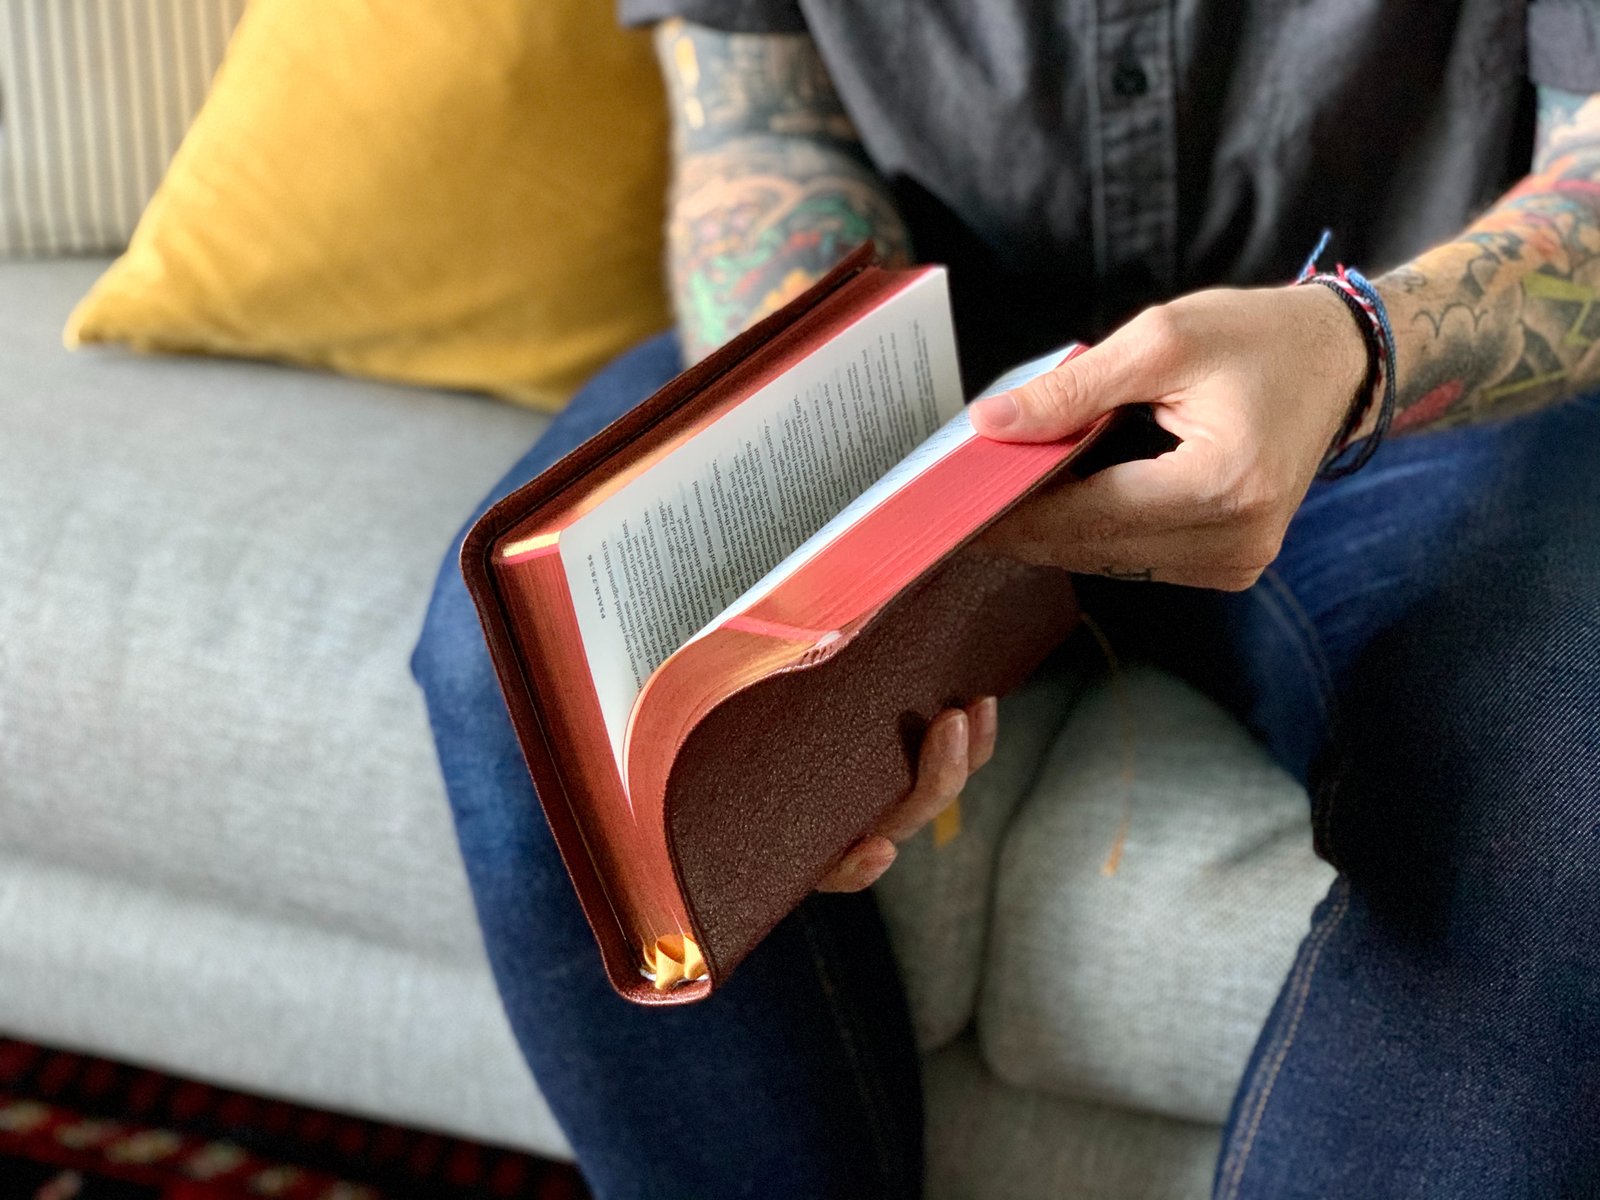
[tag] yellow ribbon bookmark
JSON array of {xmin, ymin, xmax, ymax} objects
[{"xmin": 644, "ymin": 933, "xmax": 708, "ymax": 991}]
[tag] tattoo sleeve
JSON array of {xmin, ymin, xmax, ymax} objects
[
  {"xmin": 653, "ymin": 20, "xmax": 910, "ymax": 363},
  {"xmin": 1377, "ymin": 87, "xmax": 1600, "ymax": 431}
]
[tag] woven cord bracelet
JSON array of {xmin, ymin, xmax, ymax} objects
[
  {"xmin": 1306, "ymin": 276, "xmax": 1381, "ymax": 463},
  {"xmin": 1294, "ymin": 231, "xmax": 1398, "ymax": 478}
]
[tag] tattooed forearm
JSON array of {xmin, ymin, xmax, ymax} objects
[
  {"xmin": 1376, "ymin": 87, "xmax": 1600, "ymax": 431},
  {"xmin": 655, "ymin": 20, "xmax": 910, "ymax": 363}
]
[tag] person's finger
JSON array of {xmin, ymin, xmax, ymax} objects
[
  {"xmin": 816, "ymin": 835, "xmax": 898, "ymax": 893},
  {"xmin": 984, "ymin": 442, "xmax": 1274, "ymax": 586},
  {"xmin": 817, "ymin": 709, "xmax": 968, "ymax": 892},
  {"xmin": 988, "ymin": 439, "xmax": 1227, "ymax": 554},
  {"xmin": 874, "ymin": 708, "xmax": 968, "ymax": 842},
  {"xmin": 965, "ymin": 696, "xmax": 999, "ymax": 772},
  {"xmin": 1064, "ymin": 531, "xmax": 1265, "ymax": 589},
  {"xmin": 997, "ymin": 506, "xmax": 1263, "ymax": 587},
  {"xmin": 969, "ymin": 306, "xmax": 1193, "ymax": 442}
]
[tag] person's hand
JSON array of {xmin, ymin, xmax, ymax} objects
[
  {"xmin": 817, "ymin": 697, "xmax": 998, "ymax": 892},
  {"xmin": 973, "ymin": 285, "xmax": 1369, "ymax": 590}
]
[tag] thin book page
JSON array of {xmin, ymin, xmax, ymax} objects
[
  {"xmin": 557, "ymin": 270, "xmax": 964, "ymax": 771},
  {"xmin": 682, "ymin": 343, "xmax": 1080, "ymax": 638}
]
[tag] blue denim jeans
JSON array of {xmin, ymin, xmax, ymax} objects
[{"xmin": 413, "ymin": 333, "xmax": 1600, "ymax": 1199}]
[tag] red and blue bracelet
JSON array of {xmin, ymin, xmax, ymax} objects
[{"xmin": 1295, "ymin": 230, "xmax": 1398, "ymax": 478}]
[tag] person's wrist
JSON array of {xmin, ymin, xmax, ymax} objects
[{"xmin": 1295, "ymin": 279, "xmax": 1377, "ymax": 446}]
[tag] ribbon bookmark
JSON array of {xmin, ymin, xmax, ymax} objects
[{"xmin": 643, "ymin": 933, "xmax": 708, "ymax": 990}]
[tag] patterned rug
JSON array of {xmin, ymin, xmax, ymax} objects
[{"xmin": 0, "ymin": 1040, "xmax": 588, "ymax": 1199}]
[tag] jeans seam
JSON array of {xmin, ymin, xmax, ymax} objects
[
  {"xmin": 1216, "ymin": 880, "xmax": 1351, "ymax": 1200},
  {"xmin": 796, "ymin": 903, "xmax": 906, "ymax": 1198},
  {"xmin": 1255, "ymin": 567, "xmax": 1339, "ymax": 735},
  {"xmin": 1252, "ymin": 569, "xmax": 1347, "ymax": 862},
  {"xmin": 1309, "ymin": 755, "xmax": 1347, "ymax": 871}
]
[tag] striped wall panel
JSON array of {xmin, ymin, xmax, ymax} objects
[{"xmin": 0, "ymin": 0, "xmax": 248, "ymax": 257}]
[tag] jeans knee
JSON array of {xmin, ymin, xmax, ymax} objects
[
  {"xmin": 1323, "ymin": 549, "xmax": 1600, "ymax": 946},
  {"xmin": 412, "ymin": 332, "xmax": 684, "ymax": 713},
  {"xmin": 411, "ymin": 544, "xmax": 491, "ymax": 707},
  {"xmin": 409, "ymin": 541, "xmax": 540, "ymax": 841}
]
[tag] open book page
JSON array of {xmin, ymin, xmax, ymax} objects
[
  {"xmin": 683, "ymin": 343, "xmax": 1080, "ymax": 641},
  {"xmin": 558, "ymin": 269, "xmax": 963, "ymax": 769}
]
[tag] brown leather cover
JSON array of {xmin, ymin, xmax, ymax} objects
[
  {"xmin": 461, "ymin": 248, "xmax": 1091, "ymax": 1003},
  {"xmin": 666, "ymin": 547, "xmax": 1078, "ymax": 983}
]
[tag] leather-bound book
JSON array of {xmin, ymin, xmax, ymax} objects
[{"xmin": 461, "ymin": 247, "xmax": 1110, "ymax": 1004}]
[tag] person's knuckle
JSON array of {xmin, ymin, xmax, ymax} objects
[
  {"xmin": 1249, "ymin": 528, "xmax": 1286, "ymax": 571},
  {"xmin": 1202, "ymin": 452, "xmax": 1270, "ymax": 518},
  {"xmin": 937, "ymin": 754, "xmax": 967, "ymax": 794},
  {"xmin": 1008, "ymin": 538, "xmax": 1055, "ymax": 567},
  {"xmin": 1131, "ymin": 304, "xmax": 1186, "ymax": 362},
  {"xmin": 1220, "ymin": 479, "xmax": 1272, "ymax": 522},
  {"xmin": 1218, "ymin": 567, "xmax": 1264, "ymax": 592},
  {"xmin": 1021, "ymin": 368, "xmax": 1082, "ymax": 426},
  {"xmin": 1214, "ymin": 535, "xmax": 1279, "ymax": 590},
  {"xmin": 1075, "ymin": 507, "xmax": 1123, "ymax": 546}
]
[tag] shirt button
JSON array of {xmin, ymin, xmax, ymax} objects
[{"xmin": 1112, "ymin": 60, "xmax": 1149, "ymax": 98}]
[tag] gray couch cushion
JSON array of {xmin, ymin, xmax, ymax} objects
[
  {"xmin": 0, "ymin": 850, "xmax": 569, "ymax": 1156},
  {"xmin": 0, "ymin": 258, "xmax": 550, "ymax": 964},
  {"xmin": 874, "ymin": 661, "xmax": 1085, "ymax": 1051},
  {"xmin": 0, "ymin": 256, "xmax": 573, "ymax": 1146},
  {"xmin": 925, "ymin": 1037, "xmax": 1219, "ymax": 1200},
  {"xmin": 979, "ymin": 666, "xmax": 1337, "ymax": 1124}
]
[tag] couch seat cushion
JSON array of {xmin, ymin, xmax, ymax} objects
[
  {"xmin": 0, "ymin": 258, "xmax": 549, "ymax": 964},
  {"xmin": 874, "ymin": 660, "xmax": 1085, "ymax": 1051},
  {"xmin": 979, "ymin": 666, "xmax": 1337, "ymax": 1124},
  {"xmin": 925, "ymin": 1037, "xmax": 1219, "ymax": 1200}
]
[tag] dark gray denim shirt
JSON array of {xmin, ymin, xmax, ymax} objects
[{"xmin": 623, "ymin": 0, "xmax": 1600, "ymax": 380}]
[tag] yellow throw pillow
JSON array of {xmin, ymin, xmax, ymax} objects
[{"xmin": 66, "ymin": 0, "xmax": 671, "ymax": 410}]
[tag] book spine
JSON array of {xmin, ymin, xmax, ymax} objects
[{"xmin": 491, "ymin": 546, "xmax": 700, "ymax": 997}]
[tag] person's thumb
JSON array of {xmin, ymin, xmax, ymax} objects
[{"xmin": 970, "ymin": 314, "xmax": 1170, "ymax": 442}]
